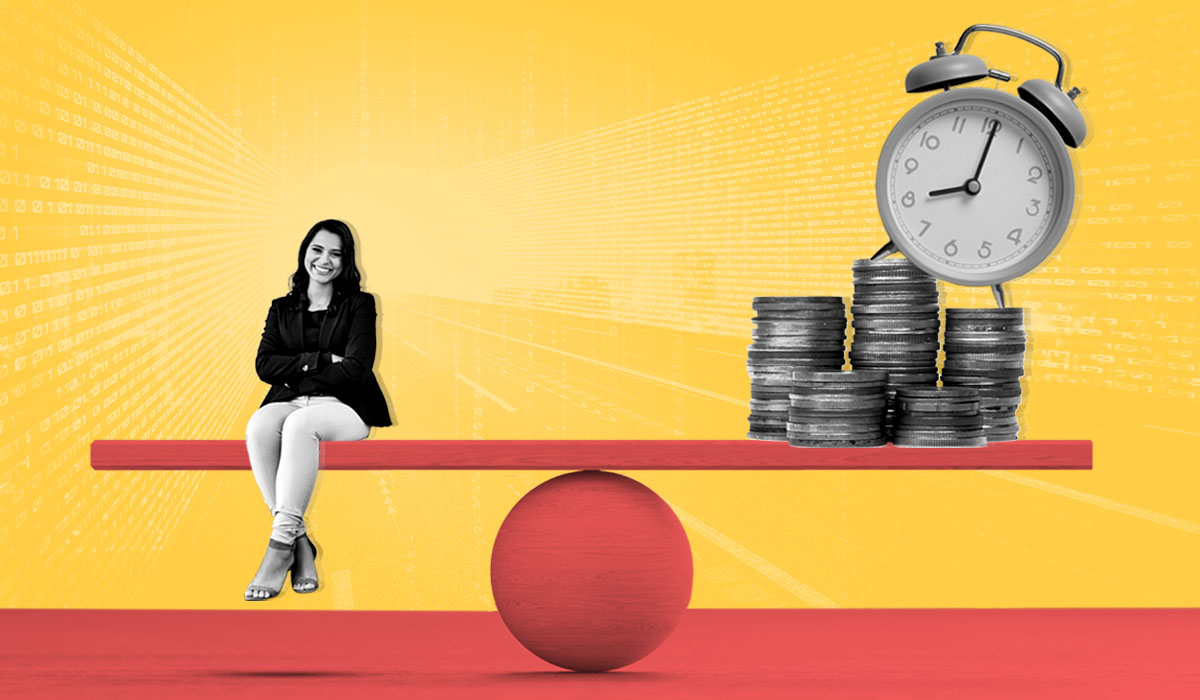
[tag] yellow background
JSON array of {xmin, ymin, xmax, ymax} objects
[{"xmin": 0, "ymin": 0, "xmax": 1197, "ymax": 610}]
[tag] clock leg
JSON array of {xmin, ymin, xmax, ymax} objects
[
  {"xmin": 991, "ymin": 284, "xmax": 1007, "ymax": 308},
  {"xmin": 870, "ymin": 241, "xmax": 899, "ymax": 261}
]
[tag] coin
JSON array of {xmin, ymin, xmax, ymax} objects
[
  {"xmin": 942, "ymin": 369, "xmax": 1025, "ymax": 381},
  {"xmin": 853, "ymin": 318, "xmax": 941, "ymax": 331},
  {"xmin": 942, "ymin": 332, "xmax": 1027, "ymax": 343},
  {"xmin": 787, "ymin": 426, "xmax": 885, "ymax": 437},
  {"xmin": 749, "ymin": 350, "xmax": 850, "ymax": 360},
  {"xmin": 945, "ymin": 308, "xmax": 1024, "ymax": 319},
  {"xmin": 749, "ymin": 372, "xmax": 794, "ymax": 386},
  {"xmin": 791, "ymin": 369, "xmax": 889, "ymax": 384},
  {"xmin": 853, "ymin": 283, "xmax": 937, "ymax": 294},
  {"xmin": 878, "ymin": 371, "xmax": 939, "ymax": 383},
  {"xmin": 893, "ymin": 436, "xmax": 988, "ymax": 448},
  {"xmin": 946, "ymin": 321, "xmax": 1026, "ymax": 332},
  {"xmin": 748, "ymin": 431, "xmax": 790, "ymax": 442},
  {"xmin": 851, "ymin": 303, "xmax": 942, "ymax": 315},
  {"xmin": 850, "ymin": 353, "xmax": 940, "ymax": 364},
  {"xmin": 943, "ymin": 345, "xmax": 1028, "ymax": 356},
  {"xmin": 974, "ymin": 385, "xmax": 1024, "ymax": 398},
  {"xmin": 754, "ymin": 296, "xmax": 845, "ymax": 306},
  {"xmin": 896, "ymin": 387, "xmax": 978, "ymax": 400},
  {"xmin": 790, "ymin": 399, "xmax": 888, "ymax": 413},
  {"xmin": 897, "ymin": 414, "xmax": 985, "ymax": 428},
  {"xmin": 943, "ymin": 358, "xmax": 1026, "ymax": 370},
  {"xmin": 787, "ymin": 423, "xmax": 885, "ymax": 434},
  {"xmin": 788, "ymin": 438, "xmax": 888, "ymax": 448}
]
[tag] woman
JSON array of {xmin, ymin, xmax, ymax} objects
[{"xmin": 244, "ymin": 219, "xmax": 392, "ymax": 600}]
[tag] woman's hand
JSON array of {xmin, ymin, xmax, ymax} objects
[{"xmin": 331, "ymin": 354, "xmax": 343, "ymax": 363}]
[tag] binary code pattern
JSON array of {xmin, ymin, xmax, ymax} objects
[{"xmin": 0, "ymin": 0, "xmax": 280, "ymax": 605}]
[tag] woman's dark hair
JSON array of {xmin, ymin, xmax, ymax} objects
[{"xmin": 287, "ymin": 219, "xmax": 362, "ymax": 309}]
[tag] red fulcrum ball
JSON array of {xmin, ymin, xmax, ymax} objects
[{"xmin": 490, "ymin": 470, "xmax": 693, "ymax": 672}]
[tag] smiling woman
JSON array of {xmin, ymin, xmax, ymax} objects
[{"xmin": 243, "ymin": 219, "xmax": 393, "ymax": 601}]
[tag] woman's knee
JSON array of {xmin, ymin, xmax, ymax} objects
[
  {"xmin": 281, "ymin": 404, "xmax": 368, "ymax": 442},
  {"xmin": 247, "ymin": 404, "xmax": 289, "ymax": 443},
  {"xmin": 280, "ymin": 409, "xmax": 322, "ymax": 442}
]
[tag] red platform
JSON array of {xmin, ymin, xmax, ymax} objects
[
  {"xmin": 0, "ymin": 608, "xmax": 1194, "ymax": 698},
  {"xmin": 90, "ymin": 439, "xmax": 1092, "ymax": 470}
]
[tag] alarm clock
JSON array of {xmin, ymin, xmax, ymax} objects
[{"xmin": 873, "ymin": 24, "xmax": 1087, "ymax": 307}]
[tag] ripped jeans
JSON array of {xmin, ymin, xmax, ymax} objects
[{"xmin": 245, "ymin": 395, "xmax": 369, "ymax": 544}]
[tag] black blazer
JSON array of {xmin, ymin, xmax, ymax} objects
[{"xmin": 256, "ymin": 290, "xmax": 393, "ymax": 427}]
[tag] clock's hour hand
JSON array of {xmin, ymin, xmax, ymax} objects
[{"xmin": 928, "ymin": 185, "xmax": 969, "ymax": 197}]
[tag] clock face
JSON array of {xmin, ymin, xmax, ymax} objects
[{"xmin": 876, "ymin": 88, "xmax": 1075, "ymax": 286}]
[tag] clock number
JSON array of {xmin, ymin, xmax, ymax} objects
[
  {"xmin": 920, "ymin": 132, "xmax": 940, "ymax": 150},
  {"xmin": 951, "ymin": 116, "xmax": 966, "ymax": 134},
  {"xmin": 980, "ymin": 118, "xmax": 1002, "ymax": 134},
  {"xmin": 978, "ymin": 241, "xmax": 993, "ymax": 259},
  {"xmin": 1026, "ymin": 199, "xmax": 1042, "ymax": 216},
  {"xmin": 902, "ymin": 191, "xmax": 915, "ymax": 208},
  {"xmin": 1016, "ymin": 137, "xmax": 1025, "ymax": 154},
  {"xmin": 1007, "ymin": 228, "xmax": 1023, "ymax": 244},
  {"xmin": 944, "ymin": 239, "xmax": 959, "ymax": 257},
  {"xmin": 904, "ymin": 157, "xmax": 919, "ymax": 174},
  {"xmin": 918, "ymin": 220, "xmax": 932, "ymax": 237},
  {"xmin": 1027, "ymin": 166, "xmax": 1044, "ymax": 185}
]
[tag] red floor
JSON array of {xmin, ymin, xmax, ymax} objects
[{"xmin": 1, "ymin": 609, "xmax": 1196, "ymax": 698}]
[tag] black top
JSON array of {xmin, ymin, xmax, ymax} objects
[
  {"xmin": 303, "ymin": 309, "xmax": 326, "ymax": 351},
  {"xmin": 302, "ymin": 309, "xmax": 328, "ymax": 395},
  {"xmin": 255, "ymin": 291, "xmax": 393, "ymax": 427}
]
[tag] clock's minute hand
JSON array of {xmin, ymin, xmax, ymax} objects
[
  {"xmin": 972, "ymin": 119, "xmax": 1001, "ymax": 180},
  {"xmin": 927, "ymin": 121, "xmax": 1000, "ymax": 198}
]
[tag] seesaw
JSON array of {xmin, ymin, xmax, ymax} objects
[{"xmin": 91, "ymin": 439, "xmax": 1092, "ymax": 672}]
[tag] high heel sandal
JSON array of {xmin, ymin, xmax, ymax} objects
[
  {"xmin": 291, "ymin": 533, "xmax": 319, "ymax": 593},
  {"xmin": 244, "ymin": 538, "xmax": 295, "ymax": 601}
]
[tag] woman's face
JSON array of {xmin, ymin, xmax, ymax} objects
[{"xmin": 305, "ymin": 229, "xmax": 344, "ymax": 285}]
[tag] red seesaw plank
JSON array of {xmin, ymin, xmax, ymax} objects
[{"xmin": 90, "ymin": 439, "xmax": 1091, "ymax": 470}]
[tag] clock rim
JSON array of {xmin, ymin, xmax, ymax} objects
[{"xmin": 875, "ymin": 87, "xmax": 1076, "ymax": 287}]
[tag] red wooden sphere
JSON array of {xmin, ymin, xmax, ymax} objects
[{"xmin": 490, "ymin": 470, "xmax": 693, "ymax": 672}]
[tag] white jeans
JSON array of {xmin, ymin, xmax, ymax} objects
[{"xmin": 246, "ymin": 396, "xmax": 369, "ymax": 540}]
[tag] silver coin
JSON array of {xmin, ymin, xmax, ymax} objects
[
  {"xmin": 895, "ymin": 387, "xmax": 979, "ymax": 400},
  {"xmin": 851, "ymin": 303, "xmax": 941, "ymax": 315},
  {"xmin": 788, "ymin": 422, "xmax": 885, "ymax": 433},
  {"xmin": 791, "ymin": 369, "xmax": 889, "ymax": 384},
  {"xmin": 789, "ymin": 437, "xmax": 888, "ymax": 448},
  {"xmin": 946, "ymin": 307, "xmax": 1024, "ymax": 317},
  {"xmin": 942, "ymin": 332, "xmax": 1027, "ymax": 343},
  {"xmin": 748, "ymin": 431, "xmax": 789, "ymax": 442},
  {"xmin": 897, "ymin": 401, "xmax": 979, "ymax": 414},
  {"xmin": 898, "ymin": 418, "xmax": 985, "ymax": 430},
  {"xmin": 754, "ymin": 296, "xmax": 845, "ymax": 306},
  {"xmin": 893, "ymin": 436, "xmax": 988, "ymax": 448},
  {"xmin": 752, "ymin": 340, "xmax": 848, "ymax": 350},
  {"xmin": 790, "ymin": 396, "xmax": 887, "ymax": 409}
]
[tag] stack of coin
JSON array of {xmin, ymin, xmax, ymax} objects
[
  {"xmin": 893, "ymin": 386, "xmax": 987, "ymax": 447},
  {"xmin": 787, "ymin": 369, "xmax": 888, "ymax": 447},
  {"xmin": 849, "ymin": 258, "xmax": 941, "ymax": 437},
  {"xmin": 942, "ymin": 308, "xmax": 1026, "ymax": 442},
  {"xmin": 748, "ymin": 297, "xmax": 848, "ymax": 441}
]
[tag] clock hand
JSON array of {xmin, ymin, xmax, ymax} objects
[
  {"xmin": 928, "ymin": 184, "xmax": 968, "ymax": 197},
  {"xmin": 925, "ymin": 121, "xmax": 1000, "ymax": 199},
  {"xmin": 972, "ymin": 120, "xmax": 1001, "ymax": 180}
]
